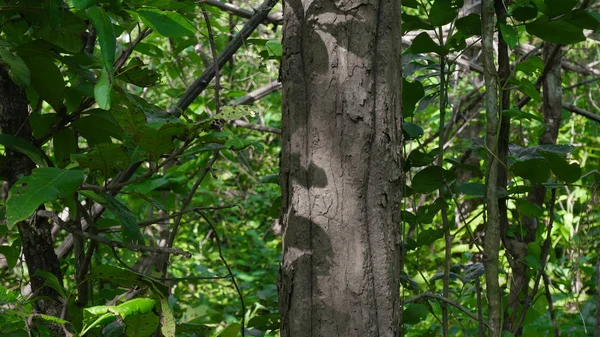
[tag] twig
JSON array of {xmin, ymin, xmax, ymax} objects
[
  {"xmin": 203, "ymin": 0, "xmax": 282, "ymax": 25},
  {"xmin": 169, "ymin": 0, "xmax": 279, "ymax": 115},
  {"xmin": 199, "ymin": 212, "xmax": 246, "ymax": 337},
  {"xmin": 39, "ymin": 210, "xmax": 192, "ymax": 258},
  {"xmin": 231, "ymin": 120, "xmax": 281, "ymax": 134},
  {"xmin": 562, "ymin": 103, "xmax": 600, "ymax": 123},
  {"xmin": 230, "ymin": 81, "xmax": 282, "ymax": 106},
  {"xmin": 163, "ymin": 151, "xmax": 220, "ymax": 267},
  {"xmin": 404, "ymin": 291, "xmax": 490, "ymax": 330}
]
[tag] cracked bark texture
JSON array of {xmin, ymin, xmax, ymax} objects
[
  {"xmin": 0, "ymin": 67, "xmax": 63, "ymax": 318},
  {"xmin": 279, "ymin": 0, "xmax": 402, "ymax": 336}
]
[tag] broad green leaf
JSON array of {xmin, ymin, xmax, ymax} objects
[
  {"xmin": 73, "ymin": 112, "xmax": 123, "ymax": 145},
  {"xmin": 566, "ymin": 9, "xmax": 600, "ymax": 30},
  {"xmin": 455, "ymin": 182, "xmax": 485, "ymax": 197},
  {"xmin": 403, "ymin": 304, "xmax": 430, "ymax": 324},
  {"xmin": 53, "ymin": 128, "xmax": 77, "ymax": 168},
  {"xmin": 265, "ymin": 40, "xmax": 282, "ymax": 57},
  {"xmin": 157, "ymin": 294, "xmax": 176, "ymax": 337},
  {"xmin": 406, "ymin": 149, "xmax": 435, "ymax": 169},
  {"xmin": 403, "ymin": 0, "xmax": 419, "ymax": 8},
  {"xmin": 543, "ymin": 0, "xmax": 578, "ymax": 18},
  {"xmin": 402, "ymin": 78, "xmax": 425, "ymax": 118},
  {"xmin": 34, "ymin": 11, "xmax": 86, "ymax": 54},
  {"xmin": 516, "ymin": 199, "xmax": 543, "ymax": 218},
  {"xmin": 501, "ymin": 108, "xmax": 543, "ymax": 122},
  {"xmin": 518, "ymin": 78, "xmax": 542, "ymax": 102},
  {"xmin": 430, "ymin": 0, "xmax": 459, "ymax": 26},
  {"xmin": 33, "ymin": 270, "xmax": 66, "ymax": 298},
  {"xmin": 219, "ymin": 105, "xmax": 256, "ymax": 121},
  {"xmin": 118, "ymin": 58, "xmax": 160, "ymax": 87},
  {"xmin": 214, "ymin": 323, "xmax": 240, "ymax": 337},
  {"xmin": 526, "ymin": 17, "xmax": 586, "ymax": 45},
  {"xmin": 247, "ymin": 314, "xmax": 279, "ymax": 331},
  {"xmin": 0, "ymin": 245, "xmax": 19, "ymax": 269},
  {"xmin": 416, "ymin": 199, "xmax": 446, "ymax": 224},
  {"xmin": 74, "ymin": 143, "xmax": 130, "ymax": 176},
  {"xmin": 409, "ymin": 32, "xmax": 444, "ymax": 55},
  {"xmin": 133, "ymin": 9, "xmax": 195, "ymax": 38},
  {"xmin": 403, "ymin": 122, "xmax": 424, "ymax": 140},
  {"xmin": 125, "ymin": 310, "xmax": 159, "ymax": 337},
  {"xmin": 402, "ymin": 13, "xmax": 433, "ymax": 34},
  {"xmin": 499, "ymin": 23, "xmax": 518, "ymax": 48},
  {"xmin": 455, "ymin": 13, "xmax": 481, "ymax": 36},
  {"xmin": 511, "ymin": 158, "xmax": 550, "ymax": 184},
  {"xmin": 74, "ymin": 0, "xmax": 98, "ymax": 9},
  {"xmin": 402, "ymin": 211, "xmax": 417, "ymax": 227},
  {"xmin": 105, "ymin": 195, "xmax": 145, "ymax": 245},
  {"xmin": 95, "ymin": 67, "xmax": 112, "ymax": 110},
  {"xmin": 512, "ymin": 4, "xmax": 538, "ymax": 21},
  {"xmin": 82, "ymin": 298, "xmax": 156, "ymax": 335},
  {"xmin": 515, "ymin": 56, "xmax": 544, "ymax": 75},
  {"xmin": 135, "ymin": 123, "xmax": 186, "ymax": 161},
  {"xmin": 6, "ymin": 168, "xmax": 85, "ymax": 228},
  {"xmin": 412, "ymin": 166, "xmax": 456, "ymax": 193},
  {"xmin": 540, "ymin": 151, "xmax": 581, "ymax": 183},
  {"xmin": 19, "ymin": 53, "xmax": 65, "ymax": 112},
  {"xmin": 0, "ymin": 134, "xmax": 47, "ymax": 166},
  {"xmin": 87, "ymin": 6, "xmax": 116, "ymax": 74},
  {"xmin": 0, "ymin": 48, "xmax": 30, "ymax": 87}
]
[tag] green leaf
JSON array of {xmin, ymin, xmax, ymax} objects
[
  {"xmin": 53, "ymin": 128, "xmax": 77, "ymax": 168},
  {"xmin": 157, "ymin": 294, "xmax": 176, "ymax": 337},
  {"xmin": 33, "ymin": 270, "xmax": 66, "ymax": 298},
  {"xmin": 512, "ymin": 4, "xmax": 538, "ymax": 21},
  {"xmin": 526, "ymin": 17, "xmax": 586, "ymax": 45},
  {"xmin": 95, "ymin": 67, "xmax": 112, "ymax": 110},
  {"xmin": 515, "ymin": 56, "xmax": 544, "ymax": 76},
  {"xmin": 133, "ymin": 9, "xmax": 196, "ymax": 38},
  {"xmin": 247, "ymin": 314, "xmax": 279, "ymax": 331},
  {"xmin": 82, "ymin": 298, "xmax": 156, "ymax": 335},
  {"xmin": 219, "ymin": 105, "xmax": 256, "ymax": 121},
  {"xmin": 104, "ymin": 195, "xmax": 145, "ymax": 245},
  {"xmin": 543, "ymin": 0, "xmax": 578, "ymax": 18},
  {"xmin": 455, "ymin": 13, "xmax": 481, "ymax": 36},
  {"xmin": 73, "ymin": 111, "xmax": 123, "ymax": 145},
  {"xmin": 403, "ymin": 304, "xmax": 430, "ymax": 324},
  {"xmin": 412, "ymin": 166, "xmax": 456, "ymax": 193},
  {"xmin": 74, "ymin": 0, "xmax": 98, "ymax": 9},
  {"xmin": 455, "ymin": 182, "xmax": 485, "ymax": 197},
  {"xmin": 403, "ymin": 122, "xmax": 424, "ymax": 140},
  {"xmin": 74, "ymin": 143, "xmax": 131, "ymax": 176},
  {"xmin": 6, "ymin": 168, "xmax": 85, "ymax": 228},
  {"xmin": 19, "ymin": 53, "xmax": 65, "ymax": 112},
  {"xmin": 118, "ymin": 58, "xmax": 160, "ymax": 87},
  {"xmin": 402, "ymin": 13, "xmax": 433, "ymax": 34},
  {"xmin": 0, "ymin": 134, "xmax": 47, "ymax": 166},
  {"xmin": 499, "ymin": 23, "xmax": 518, "ymax": 48},
  {"xmin": 214, "ymin": 323, "xmax": 240, "ymax": 337},
  {"xmin": 402, "ymin": 0, "xmax": 419, "ymax": 8},
  {"xmin": 511, "ymin": 158, "xmax": 550, "ymax": 184},
  {"xmin": 402, "ymin": 78, "xmax": 425, "ymax": 117},
  {"xmin": 135, "ymin": 123, "xmax": 186, "ymax": 161},
  {"xmin": 516, "ymin": 199, "xmax": 543, "ymax": 218},
  {"xmin": 0, "ymin": 47, "xmax": 30, "ymax": 87},
  {"xmin": 265, "ymin": 40, "xmax": 282, "ymax": 58},
  {"xmin": 406, "ymin": 149, "xmax": 436, "ymax": 169},
  {"xmin": 416, "ymin": 199, "xmax": 446, "ymax": 224},
  {"xmin": 518, "ymin": 78, "xmax": 542, "ymax": 102},
  {"xmin": 430, "ymin": 0, "xmax": 459, "ymax": 26},
  {"xmin": 540, "ymin": 151, "xmax": 581, "ymax": 183},
  {"xmin": 410, "ymin": 32, "xmax": 444, "ymax": 55},
  {"xmin": 34, "ymin": 10, "xmax": 86, "ymax": 54},
  {"xmin": 87, "ymin": 6, "xmax": 116, "ymax": 74},
  {"xmin": 0, "ymin": 244, "xmax": 20, "ymax": 269}
]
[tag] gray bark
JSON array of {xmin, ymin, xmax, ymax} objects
[
  {"xmin": 0, "ymin": 67, "xmax": 63, "ymax": 319},
  {"xmin": 279, "ymin": 0, "xmax": 402, "ymax": 336}
]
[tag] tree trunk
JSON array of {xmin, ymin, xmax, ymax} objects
[
  {"xmin": 279, "ymin": 1, "xmax": 402, "ymax": 336},
  {"xmin": 0, "ymin": 67, "xmax": 63, "ymax": 318}
]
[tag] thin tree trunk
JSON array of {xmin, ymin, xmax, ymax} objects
[
  {"xmin": 0, "ymin": 67, "xmax": 63, "ymax": 319},
  {"xmin": 279, "ymin": 0, "xmax": 403, "ymax": 336},
  {"xmin": 481, "ymin": 0, "xmax": 501, "ymax": 336}
]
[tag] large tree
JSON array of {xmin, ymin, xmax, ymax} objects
[{"xmin": 279, "ymin": 0, "xmax": 403, "ymax": 336}]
